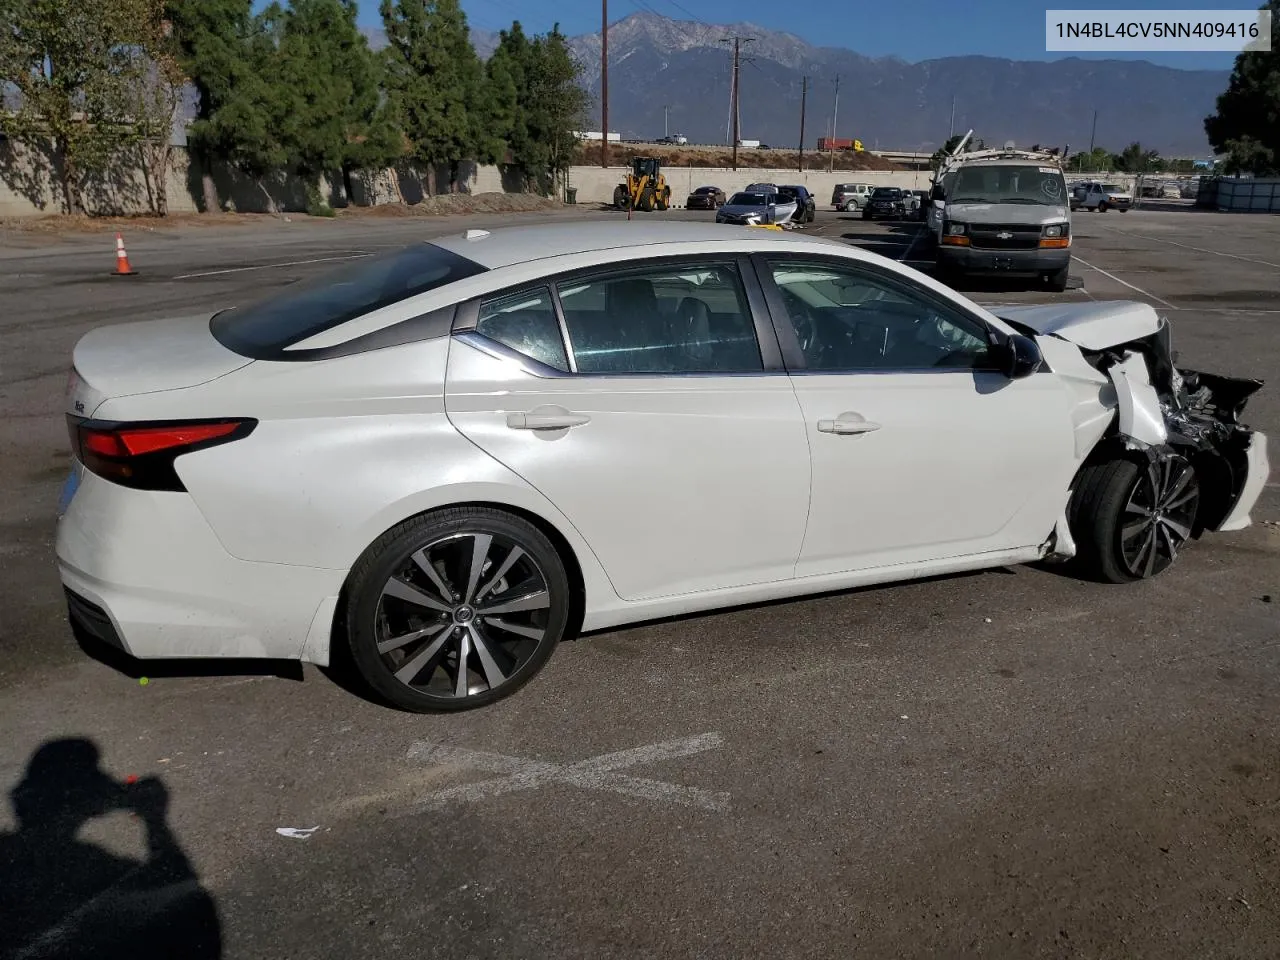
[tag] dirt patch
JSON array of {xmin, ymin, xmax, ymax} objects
[
  {"xmin": 574, "ymin": 143, "xmax": 902, "ymax": 171},
  {"xmin": 0, "ymin": 211, "xmax": 268, "ymax": 236},
  {"xmin": 341, "ymin": 192, "xmax": 562, "ymax": 218},
  {"xmin": 0, "ymin": 194, "xmax": 562, "ymax": 240}
]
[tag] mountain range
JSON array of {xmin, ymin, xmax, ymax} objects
[{"xmin": 364, "ymin": 12, "xmax": 1230, "ymax": 157}]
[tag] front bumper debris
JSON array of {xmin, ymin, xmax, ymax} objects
[{"xmin": 1085, "ymin": 317, "xmax": 1267, "ymax": 533}]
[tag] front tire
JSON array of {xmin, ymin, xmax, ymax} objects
[
  {"xmin": 345, "ymin": 507, "xmax": 571, "ymax": 712},
  {"xmin": 844, "ymin": 201, "xmax": 858, "ymax": 212},
  {"xmin": 1068, "ymin": 454, "xmax": 1200, "ymax": 583},
  {"xmin": 1044, "ymin": 264, "xmax": 1069, "ymax": 292}
]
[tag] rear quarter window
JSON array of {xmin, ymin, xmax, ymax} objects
[{"xmin": 210, "ymin": 243, "xmax": 487, "ymax": 358}]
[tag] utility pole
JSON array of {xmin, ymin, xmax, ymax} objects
[
  {"xmin": 663, "ymin": 104, "xmax": 670, "ymax": 139},
  {"xmin": 720, "ymin": 36, "xmax": 754, "ymax": 171},
  {"xmin": 1088, "ymin": 108, "xmax": 1097, "ymax": 156},
  {"xmin": 798, "ymin": 76, "xmax": 808, "ymax": 173},
  {"xmin": 828, "ymin": 75, "xmax": 840, "ymax": 173},
  {"xmin": 949, "ymin": 95, "xmax": 955, "ymax": 139},
  {"xmin": 600, "ymin": 0, "xmax": 609, "ymax": 168}
]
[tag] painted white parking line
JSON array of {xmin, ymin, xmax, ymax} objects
[
  {"xmin": 400, "ymin": 733, "xmax": 730, "ymax": 814},
  {"xmin": 174, "ymin": 253, "xmax": 369, "ymax": 280},
  {"xmin": 1097, "ymin": 228, "xmax": 1280, "ymax": 270},
  {"xmin": 1071, "ymin": 254, "xmax": 1180, "ymax": 310}
]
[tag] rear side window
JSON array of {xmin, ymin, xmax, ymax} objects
[
  {"xmin": 210, "ymin": 243, "xmax": 487, "ymax": 357},
  {"xmin": 556, "ymin": 262, "xmax": 762, "ymax": 375},
  {"xmin": 476, "ymin": 287, "xmax": 569, "ymax": 371}
]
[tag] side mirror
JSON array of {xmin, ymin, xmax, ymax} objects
[{"xmin": 999, "ymin": 333, "xmax": 1043, "ymax": 379}]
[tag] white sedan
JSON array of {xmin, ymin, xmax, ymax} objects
[{"xmin": 56, "ymin": 222, "xmax": 1268, "ymax": 712}]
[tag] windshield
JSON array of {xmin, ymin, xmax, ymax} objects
[
  {"xmin": 871, "ymin": 188, "xmax": 900, "ymax": 199},
  {"xmin": 728, "ymin": 193, "xmax": 769, "ymax": 206},
  {"xmin": 694, "ymin": 187, "xmax": 716, "ymax": 194},
  {"xmin": 949, "ymin": 164, "xmax": 1067, "ymax": 205},
  {"xmin": 210, "ymin": 243, "xmax": 486, "ymax": 356}
]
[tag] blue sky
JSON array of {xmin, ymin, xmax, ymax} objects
[{"xmin": 358, "ymin": 0, "xmax": 1247, "ymax": 70}]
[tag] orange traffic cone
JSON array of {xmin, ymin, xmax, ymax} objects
[{"xmin": 113, "ymin": 233, "xmax": 136, "ymax": 276}]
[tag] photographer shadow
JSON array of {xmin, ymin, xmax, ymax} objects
[{"xmin": 0, "ymin": 739, "xmax": 221, "ymax": 960}]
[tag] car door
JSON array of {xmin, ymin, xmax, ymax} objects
[
  {"xmin": 753, "ymin": 254, "xmax": 1078, "ymax": 579},
  {"xmin": 444, "ymin": 256, "xmax": 811, "ymax": 601}
]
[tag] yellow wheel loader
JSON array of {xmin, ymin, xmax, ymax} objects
[{"xmin": 612, "ymin": 157, "xmax": 672, "ymax": 212}]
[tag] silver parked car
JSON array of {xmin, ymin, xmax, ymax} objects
[{"xmin": 716, "ymin": 190, "xmax": 798, "ymax": 226}]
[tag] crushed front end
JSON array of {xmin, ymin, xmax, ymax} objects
[{"xmin": 1082, "ymin": 317, "xmax": 1268, "ymax": 534}]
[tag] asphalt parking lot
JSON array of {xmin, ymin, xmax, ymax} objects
[{"xmin": 1, "ymin": 203, "xmax": 1278, "ymax": 959}]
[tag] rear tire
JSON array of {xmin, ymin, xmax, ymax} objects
[
  {"xmin": 344, "ymin": 507, "xmax": 571, "ymax": 712},
  {"xmin": 1068, "ymin": 453, "xmax": 1200, "ymax": 583}
]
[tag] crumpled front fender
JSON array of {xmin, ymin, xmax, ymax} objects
[{"xmin": 1108, "ymin": 351, "xmax": 1168, "ymax": 447}]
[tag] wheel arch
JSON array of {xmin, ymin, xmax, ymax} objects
[
  {"xmin": 334, "ymin": 497, "xmax": 593, "ymax": 652},
  {"xmin": 1067, "ymin": 434, "xmax": 1227, "ymax": 538}
]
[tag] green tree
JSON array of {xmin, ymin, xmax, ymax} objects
[
  {"xmin": 1112, "ymin": 141, "xmax": 1160, "ymax": 173},
  {"xmin": 167, "ymin": 0, "xmax": 289, "ymax": 210},
  {"xmin": 337, "ymin": 19, "xmax": 403, "ymax": 203},
  {"xmin": 475, "ymin": 26, "xmax": 523, "ymax": 167},
  {"xmin": 0, "ymin": 0, "xmax": 155, "ymax": 214},
  {"xmin": 380, "ymin": 0, "xmax": 481, "ymax": 193},
  {"xmin": 525, "ymin": 26, "xmax": 587, "ymax": 195},
  {"xmin": 131, "ymin": 1, "xmax": 188, "ymax": 216},
  {"xmin": 1071, "ymin": 146, "xmax": 1114, "ymax": 172},
  {"xmin": 275, "ymin": 0, "xmax": 401, "ymax": 211},
  {"xmin": 1205, "ymin": 0, "xmax": 1280, "ymax": 176},
  {"xmin": 929, "ymin": 134, "xmax": 966, "ymax": 171}
]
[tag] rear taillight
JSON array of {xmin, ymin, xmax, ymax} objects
[{"xmin": 68, "ymin": 417, "xmax": 256, "ymax": 491}]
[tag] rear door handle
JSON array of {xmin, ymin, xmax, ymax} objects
[
  {"xmin": 506, "ymin": 405, "xmax": 591, "ymax": 430},
  {"xmin": 817, "ymin": 413, "xmax": 882, "ymax": 435}
]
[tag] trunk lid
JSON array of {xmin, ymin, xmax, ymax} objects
[{"xmin": 68, "ymin": 313, "xmax": 253, "ymax": 417}]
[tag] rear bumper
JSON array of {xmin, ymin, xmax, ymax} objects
[
  {"xmin": 937, "ymin": 245, "xmax": 1071, "ymax": 275},
  {"xmin": 56, "ymin": 468, "xmax": 345, "ymax": 660}
]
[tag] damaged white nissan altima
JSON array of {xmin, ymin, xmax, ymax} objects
[{"xmin": 55, "ymin": 222, "xmax": 1268, "ymax": 711}]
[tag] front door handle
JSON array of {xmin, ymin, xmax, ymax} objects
[
  {"xmin": 817, "ymin": 412, "xmax": 882, "ymax": 435},
  {"xmin": 506, "ymin": 405, "xmax": 591, "ymax": 431}
]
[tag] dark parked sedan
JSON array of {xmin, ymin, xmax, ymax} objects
[
  {"xmin": 862, "ymin": 187, "xmax": 907, "ymax": 220},
  {"xmin": 685, "ymin": 186, "xmax": 726, "ymax": 209}
]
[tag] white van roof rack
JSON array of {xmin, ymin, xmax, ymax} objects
[{"xmin": 932, "ymin": 140, "xmax": 1063, "ymax": 185}]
